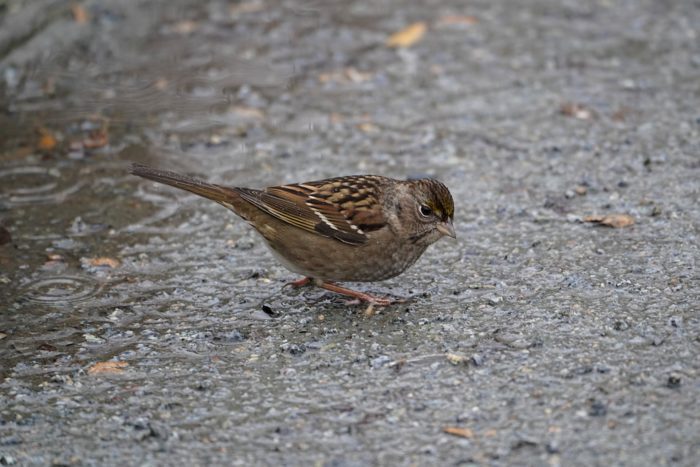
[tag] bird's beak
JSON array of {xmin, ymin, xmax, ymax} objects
[{"xmin": 436, "ymin": 219, "xmax": 456, "ymax": 238}]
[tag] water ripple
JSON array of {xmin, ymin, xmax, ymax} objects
[
  {"xmin": 0, "ymin": 166, "xmax": 86, "ymax": 206},
  {"xmin": 20, "ymin": 275, "xmax": 104, "ymax": 305}
]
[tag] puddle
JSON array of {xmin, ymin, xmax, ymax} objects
[
  {"xmin": 18, "ymin": 275, "xmax": 104, "ymax": 305},
  {"xmin": 0, "ymin": 166, "xmax": 86, "ymax": 206}
]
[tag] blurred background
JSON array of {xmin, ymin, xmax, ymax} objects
[{"xmin": 0, "ymin": 0, "xmax": 698, "ymax": 465}]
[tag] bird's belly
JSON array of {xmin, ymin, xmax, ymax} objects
[{"xmin": 263, "ymin": 237, "xmax": 427, "ymax": 282}]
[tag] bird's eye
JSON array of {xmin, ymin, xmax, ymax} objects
[{"xmin": 419, "ymin": 204, "xmax": 433, "ymax": 217}]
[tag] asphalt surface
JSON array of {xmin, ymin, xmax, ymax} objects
[{"xmin": 1, "ymin": 0, "xmax": 698, "ymax": 465}]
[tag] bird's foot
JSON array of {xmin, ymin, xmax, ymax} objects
[
  {"xmin": 283, "ymin": 277, "xmax": 313, "ymax": 289},
  {"xmin": 318, "ymin": 281, "xmax": 405, "ymax": 307}
]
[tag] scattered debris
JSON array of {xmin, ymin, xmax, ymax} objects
[
  {"xmin": 84, "ymin": 257, "xmax": 121, "ymax": 268},
  {"xmin": 667, "ymin": 375, "xmax": 681, "ymax": 389},
  {"xmin": 446, "ymin": 353, "xmax": 468, "ymax": 365},
  {"xmin": 71, "ymin": 3, "xmax": 89, "ymax": 24},
  {"xmin": 583, "ymin": 214, "xmax": 635, "ymax": 228},
  {"xmin": 0, "ymin": 227, "xmax": 11, "ymax": 245},
  {"xmin": 36, "ymin": 127, "xmax": 58, "ymax": 151},
  {"xmin": 172, "ymin": 20, "xmax": 199, "ymax": 35},
  {"xmin": 436, "ymin": 15, "xmax": 478, "ymax": 27},
  {"xmin": 443, "ymin": 426, "xmax": 474, "ymax": 439},
  {"xmin": 87, "ymin": 361, "xmax": 128, "ymax": 375},
  {"xmin": 560, "ymin": 102, "xmax": 595, "ymax": 120},
  {"xmin": 232, "ymin": 106, "xmax": 265, "ymax": 120},
  {"xmin": 357, "ymin": 122, "xmax": 380, "ymax": 133},
  {"xmin": 386, "ymin": 22, "xmax": 427, "ymax": 48},
  {"xmin": 229, "ymin": 0, "xmax": 265, "ymax": 17},
  {"xmin": 319, "ymin": 67, "xmax": 373, "ymax": 84}
]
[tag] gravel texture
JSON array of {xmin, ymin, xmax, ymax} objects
[{"xmin": 0, "ymin": 0, "xmax": 698, "ymax": 465}]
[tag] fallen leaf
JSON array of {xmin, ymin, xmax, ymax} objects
[
  {"xmin": 154, "ymin": 78, "xmax": 169, "ymax": 91},
  {"xmin": 344, "ymin": 67, "xmax": 372, "ymax": 83},
  {"xmin": 230, "ymin": 0, "xmax": 265, "ymax": 17},
  {"xmin": 574, "ymin": 185, "xmax": 588, "ymax": 196},
  {"xmin": 88, "ymin": 257, "xmax": 121, "ymax": 268},
  {"xmin": 82, "ymin": 128, "xmax": 108, "ymax": 149},
  {"xmin": 357, "ymin": 122, "xmax": 379, "ymax": 133},
  {"xmin": 386, "ymin": 22, "xmax": 427, "ymax": 48},
  {"xmin": 443, "ymin": 427, "xmax": 474, "ymax": 438},
  {"xmin": 36, "ymin": 127, "xmax": 58, "ymax": 151},
  {"xmin": 560, "ymin": 102, "xmax": 595, "ymax": 120},
  {"xmin": 583, "ymin": 214, "xmax": 635, "ymax": 228},
  {"xmin": 87, "ymin": 361, "xmax": 128, "ymax": 375},
  {"xmin": 173, "ymin": 20, "xmax": 198, "ymax": 34},
  {"xmin": 446, "ymin": 353, "xmax": 468, "ymax": 365},
  {"xmin": 318, "ymin": 67, "xmax": 372, "ymax": 84},
  {"xmin": 437, "ymin": 15, "xmax": 478, "ymax": 27},
  {"xmin": 71, "ymin": 3, "xmax": 89, "ymax": 24},
  {"xmin": 232, "ymin": 106, "xmax": 265, "ymax": 120}
]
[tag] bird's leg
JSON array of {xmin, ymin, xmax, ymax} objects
[
  {"xmin": 315, "ymin": 281, "xmax": 403, "ymax": 306},
  {"xmin": 283, "ymin": 277, "xmax": 313, "ymax": 289}
]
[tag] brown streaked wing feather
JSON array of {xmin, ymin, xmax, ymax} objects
[
  {"xmin": 234, "ymin": 176, "xmax": 390, "ymax": 246},
  {"xmin": 312, "ymin": 176, "xmax": 387, "ymax": 233},
  {"xmin": 234, "ymin": 187, "xmax": 320, "ymax": 235}
]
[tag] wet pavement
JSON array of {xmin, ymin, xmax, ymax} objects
[{"xmin": 1, "ymin": 0, "xmax": 699, "ymax": 465}]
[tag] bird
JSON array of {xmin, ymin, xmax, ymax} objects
[{"xmin": 130, "ymin": 163, "xmax": 455, "ymax": 305}]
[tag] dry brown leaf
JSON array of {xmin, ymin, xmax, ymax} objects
[
  {"xmin": 583, "ymin": 214, "xmax": 635, "ymax": 228},
  {"xmin": 71, "ymin": 4, "xmax": 89, "ymax": 24},
  {"xmin": 319, "ymin": 67, "xmax": 372, "ymax": 84},
  {"xmin": 230, "ymin": 1, "xmax": 265, "ymax": 17},
  {"xmin": 88, "ymin": 361, "xmax": 128, "ymax": 375},
  {"xmin": 560, "ymin": 102, "xmax": 595, "ymax": 120},
  {"xmin": 154, "ymin": 78, "xmax": 169, "ymax": 91},
  {"xmin": 82, "ymin": 128, "xmax": 109, "ymax": 149},
  {"xmin": 344, "ymin": 67, "xmax": 372, "ymax": 83},
  {"xmin": 437, "ymin": 15, "xmax": 478, "ymax": 27},
  {"xmin": 173, "ymin": 20, "xmax": 198, "ymax": 34},
  {"xmin": 386, "ymin": 22, "xmax": 427, "ymax": 48},
  {"xmin": 574, "ymin": 185, "xmax": 588, "ymax": 196},
  {"xmin": 446, "ymin": 353, "xmax": 468, "ymax": 365},
  {"xmin": 89, "ymin": 257, "xmax": 121, "ymax": 268},
  {"xmin": 36, "ymin": 127, "xmax": 58, "ymax": 151},
  {"xmin": 443, "ymin": 427, "xmax": 474, "ymax": 438},
  {"xmin": 232, "ymin": 106, "xmax": 265, "ymax": 120},
  {"xmin": 357, "ymin": 122, "xmax": 379, "ymax": 133}
]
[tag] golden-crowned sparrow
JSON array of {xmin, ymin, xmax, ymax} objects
[{"xmin": 130, "ymin": 164, "xmax": 455, "ymax": 305}]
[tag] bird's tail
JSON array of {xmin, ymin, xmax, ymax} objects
[{"xmin": 130, "ymin": 163, "xmax": 238, "ymax": 204}]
